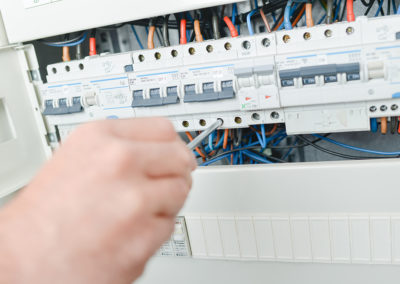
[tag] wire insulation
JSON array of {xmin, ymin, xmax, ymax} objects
[
  {"xmin": 306, "ymin": 3, "xmax": 314, "ymax": 27},
  {"xmin": 284, "ymin": 0, "xmax": 294, "ymax": 30},
  {"xmin": 223, "ymin": 16, "xmax": 239, "ymax": 37},
  {"xmin": 346, "ymin": 0, "xmax": 355, "ymax": 21},
  {"xmin": 180, "ymin": 19, "xmax": 187, "ymax": 44}
]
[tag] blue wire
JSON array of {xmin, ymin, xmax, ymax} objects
[
  {"xmin": 397, "ymin": 3, "xmax": 400, "ymax": 14},
  {"xmin": 312, "ymin": 134, "xmax": 400, "ymax": 156},
  {"xmin": 375, "ymin": 0, "xmax": 384, "ymax": 17},
  {"xmin": 333, "ymin": 0, "xmax": 342, "ymax": 21},
  {"xmin": 284, "ymin": 0, "xmax": 294, "ymax": 30},
  {"xmin": 273, "ymin": 134, "xmax": 288, "ymax": 146},
  {"xmin": 272, "ymin": 11, "xmax": 277, "ymax": 23},
  {"xmin": 242, "ymin": 150, "xmax": 273, "ymax": 164},
  {"xmin": 208, "ymin": 131, "xmax": 214, "ymax": 151},
  {"xmin": 261, "ymin": 125, "xmax": 266, "ymax": 148},
  {"xmin": 232, "ymin": 3, "xmax": 237, "ymax": 25},
  {"xmin": 370, "ymin": 118, "xmax": 378, "ymax": 133},
  {"xmin": 254, "ymin": 0, "xmax": 259, "ymax": 9},
  {"xmin": 393, "ymin": 0, "xmax": 397, "ymax": 14},
  {"xmin": 318, "ymin": 14, "xmax": 326, "ymax": 24},
  {"xmin": 247, "ymin": 9, "xmax": 258, "ymax": 35},
  {"xmin": 131, "ymin": 26, "xmax": 144, "ymax": 50},
  {"xmin": 277, "ymin": 21, "xmax": 285, "ymax": 31},
  {"xmin": 201, "ymin": 153, "xmax": 232, "ymax": 166},
  {"xmin": 282, "ymin": 139, "xmax": 298, "ymax": 160},
  {"xmin": 42, "ymin": 32, "xmax": 88, "ymax": 47}
]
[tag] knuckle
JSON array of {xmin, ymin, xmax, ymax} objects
[{"xmin": 152, "ymin": 118, "xmax": 176, "ymax": 140}]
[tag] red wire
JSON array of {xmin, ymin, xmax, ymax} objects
[
  {"xmin": 180, "ymin": 19, "xmax": 187, "ymax": 45},
  {"xmin": 223, "ymin": 16, "xmax": 239, "ymax": 38},
  {"xmin": 89, "ymin": 37, "xmax": 97, "ymax": 56},
  {"xmin": 346, "ymin": 0, "xmax": 355, "ymax": 22}
]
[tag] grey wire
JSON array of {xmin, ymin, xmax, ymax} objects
[
  {"xmin": 163, "ymin": 15, "xmax": 170, "ymax": 47},
  {"xmin": 155, "ymin": 28, "xmax": 163, "ymax": 47},
  {"xmin": 38, "ymin": 32, "xmax": 85, "ymax": 45},
  {"xmin": 211, "ymin": 8, "xmax": 221, "ymax": 39},
  {"xmin": 75, "ymin": 44, "xmax": 82, "ymax": 60},
  {"xmin": 326, "ymin": 0, "xmax": 333, "ymax": 24}
]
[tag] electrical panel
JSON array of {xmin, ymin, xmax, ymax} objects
[
  {"xmin": 40, "ymin": 16, "xmax": 400, "ymax": 137},
  {"xmin": 2, "ymin": 1, "xmax": 400, "ymax": 283}
]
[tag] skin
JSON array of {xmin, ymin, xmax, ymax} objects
[{"xmin": 0, "ymin": 118, "xmax": 197, "ymax": 284}]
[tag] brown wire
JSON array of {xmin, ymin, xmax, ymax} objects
[
  {"xmin": 381, "ymin": 117, "xmax": 388, "ymax": 134},
  {"xmin": 306, "ymin": 3, "xmax": 314, "ymax": 27},
  {"xmin": 62, "ymin": 46, "xmax": 70, "ymax": 62},
  {"xmin": 223, "ymin": 129, "xmax": 229, "ymax": 149},
  {"xmin": 260, "ymin": 9, "xmax": 272, "ymax": 33},
  {"xmin": 194, "ymin": 20, "xmax": 204, "ymax": 42},
  {"xmin": 265, "ymin": 124, "xmax": 278, "ymax": 136},
  {"xmin": 147, "ymin": 26, "xmax": 156, "ymax": 49}
]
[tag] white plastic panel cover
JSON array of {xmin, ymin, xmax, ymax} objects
[
  {"xmin": 0, "ymin": 0, "xmax": 245, "ymax": 43},
  {"xmin": 0, "ymin": 45, "xmax": 50, "ymax": 197}
]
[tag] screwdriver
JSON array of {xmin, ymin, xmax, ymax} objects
[{"xmin": 187, "ymin": 118, "xmax": 224, "ymax": 151}]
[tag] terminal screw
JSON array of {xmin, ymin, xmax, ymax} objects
[
  {"xmin": 391, "ymin": 104, "xmax": 398, "ymax": 111},
  {"xmin": 271, "ymin": 112, "xmax": 280, "ymax": 119},
  {"xmin": 380, "ymin": 105, "xmax": 387, "ymax": 112},
  {"xmin": 369, "ymin": 106, "xmax": 377, "ymax": 112}
]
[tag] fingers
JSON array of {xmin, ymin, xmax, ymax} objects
[
  {"xmin": 142, "ymin": 177, "xmax": 191, "ymax": 217},
  {"xmin": 135, "ymin": 141, "xmax": 196, "ymax": 177},
  {"xmin": 103, "ymin": 117, "xmax": 178, "ymax": 142},
  {"xmin": 115, "ymin": 139, "xmax": 196, "ymax": 179}
]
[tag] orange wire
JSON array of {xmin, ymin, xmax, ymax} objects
[
  {"xmin": 265, "ymin": 124, "xmax": 278, "ymax": 136},
  {"xmin": 147, "ymin": 26, "xmax": 155, "ymax": 49},
  {"xmin": 346, "ymin": 0, "xmax": 355, "ymax": 22},
  {"xmin": 223, "ymin": 16, "xmax": 239, "ymax": 37},
  {"xmin": 223, "ymin": 129, "xmax": 229, "ymax": 149},
  {"xmin": 292, "ymin": 5, "xmax": 306, "ymax": 27},
  {"xmin": 305, "ymin": 3, "xmax": 314, "ymax": 27},
  {"xmin": 273, "ymin": 5, "xmax": 305, "ymax": 31},
  {"xmin": 62, "ymin": 46, "xmax": 70, "ymax": 62},
  {"xmin": 272, "ymin": 17, "xmax": 284, "ymax": 31},
  {"xmin": 260, "ymin": 9, "xmax": 272, "ymax": 33},
  {"xmin": 381, "ymin": 117, "xmax": 387, "ymax": 134},
  {"xmin": 194, "ymin": 19, "xmax": 204, "ymax": 42},
  {"xmin": 185, "ymin": 132, "xmax": 206, "ymax": 159}
]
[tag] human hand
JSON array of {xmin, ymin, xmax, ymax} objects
[{"xmin": 0, "ymin": 118, "xmax": 196, "ymax": 284}]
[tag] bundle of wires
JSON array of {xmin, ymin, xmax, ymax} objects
[{"xmin": 38, "ymin": 32, "xmax": 88, "ymax": 47}]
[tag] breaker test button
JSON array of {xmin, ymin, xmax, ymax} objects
[
  {"xmin": 219, "ymin": 80, "xmax": 235, "ymax": 100},
  {"xmin": 132, "ymin": 90, "xmax": 145, "ymax": 108},
  {"xmin": 142, "ymin": 88, "xmax": 163, "ymax": 107},
  {"xmin": 163, "ymin": 86, "xmax": 180, "ymax": 105}
]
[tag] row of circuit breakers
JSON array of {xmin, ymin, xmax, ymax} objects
[{"xmin": 40, "ymin": 16, "xmax": 400, "ymax": 134}]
